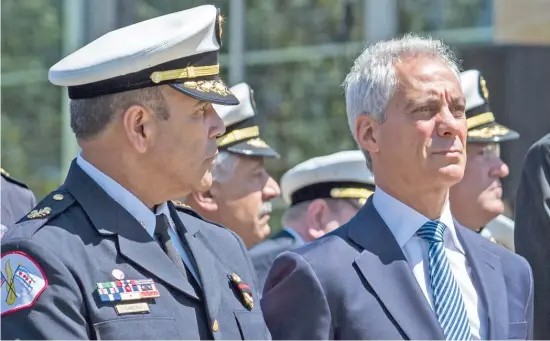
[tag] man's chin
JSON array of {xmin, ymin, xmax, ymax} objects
[
  {"xmin": 437, "ymin": 164, "xmax": 465, "ymax": 185},
  {"xmin": 257, "ymin": 223, "xmax": 271, "ymax": 240},
  {"xmin": 483, "ymin": 201, "xmax": 505, "ymax": 217}
]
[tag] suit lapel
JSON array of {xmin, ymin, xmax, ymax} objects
[
  {"xmin": 64, "ymin": 161, "xmax": 200, "ymax": 301},
  {"xmin": 173, "ymin": 206, "xmax": 221, "ymax": 327},
  {"xmin": 348, "ymin": 199, "xmax": 444, "ymax": 340},
  {"xmin": 456, "ymin": 226, "xmax": 508, "ymax": 339}
]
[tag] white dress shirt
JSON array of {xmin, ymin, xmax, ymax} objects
[
  {"xmin": 372, "ymin": 186, "xmax": 488, "ymax": 339},
  {"xmin": 76, "ymin": 155, "xmax": 200, "ymax": 283}
]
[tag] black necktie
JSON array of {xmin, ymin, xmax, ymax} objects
[{"xmin": 154, "ymin": 214, "xmax": 202, "ymax": 295}]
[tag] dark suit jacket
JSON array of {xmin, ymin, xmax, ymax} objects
[
  {"xmin": 249, "ymin": 229, "xmax": 304, "ymax": 294},
  {"xmin": 261, "ymin": 198, "xmax": 534, "ymax": 340},
  {"xmin": 1, "ymin": 171, "xmax": 36, "ymax": 227},
  {"xmin": 1, "ymin": 161, "xmax": 270, "ymax": 340},
  {"xmin": 515, "ymin": 133, "xmax": 550, "ymax": 339}
]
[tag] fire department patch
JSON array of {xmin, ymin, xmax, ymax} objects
[{"xmin": 1, "ymin": 251, "xmax": 47, "ymax": 315}]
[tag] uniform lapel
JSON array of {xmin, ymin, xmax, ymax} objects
[
  {"xmin": 64, "ymin": 161, "xmax": 201, "ymax": 301},
  {"xmin": 348, "ymin": 199, "xmax": 445, "ymax": 340},
  {"xmin": 456, "ymin": 226, "xmax": 508, "ymax": 339},
  {"xmin": 172, "ymin": 206, "xmax": 221, "ymax": 329}
]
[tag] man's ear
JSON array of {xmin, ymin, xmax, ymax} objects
[
  {"xmin": 191, "ymin": 190, "xmax": 218, "ymax": 212},
  {"xmin": 354, "ymin": 114, "xmax": 380, "ymax": 155},
  {"xmin": 306, "ymin": 199, "xmax": 330, "ymax": 240},
  {"xmin": 122, "ymin": 104, "xmax": 157, "ymax": 154}
]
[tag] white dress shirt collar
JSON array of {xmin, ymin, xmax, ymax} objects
[
  {"xmin": 76, "ymin": 154, "xmax": 169, "ymax": 237},
  {"xmin": 372, "ymin": 186, "xmax": 465, "ymax": 254}
]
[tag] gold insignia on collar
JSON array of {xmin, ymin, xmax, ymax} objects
[
  {"xmin": 0, "ymin": 168, "xmax": 9, "ymax": 176},
  {"xmin": 480, "ymin": 76, "xmax": 489, "ymax": 100},
  {"xmin": 27, "ymin": 207, "xmax": 52, "ymax": 219},
  {"xmin": 171, "ymin": 200, "xmax": 191, "ymax": 209}
]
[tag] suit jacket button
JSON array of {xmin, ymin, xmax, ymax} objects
[{"xmin": 212, "ymin": 319, "xmax": 219, "ymax": 332}]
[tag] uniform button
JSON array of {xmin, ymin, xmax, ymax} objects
[{"xmin": 212, "ymin": 319, "xmax": 219, "ymax": 332}]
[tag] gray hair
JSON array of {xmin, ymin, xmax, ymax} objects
[
  {"xmin": 70, "ymin": 87, "xmax": 169, "ymax": 140},
  {"xmin": 342, "ymin": 33, "xmax": 461, "ymax": 170},
  {"xmin": 211, "ymin": 151, "xmax": 240, "ymax": 183}
]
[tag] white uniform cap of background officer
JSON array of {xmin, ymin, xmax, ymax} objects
[
  {"xmin": 461, "ymin": 69, "xmax": 519, "ymax": 143},
  {"xmin": 281, "ymin": 150, "xmax": 375, "ymax": 207},
  {"xmin": 213, "ymin": 83, "xmax": 279, "ymax": 158},
  {"xmin": 48, "ymin": 5, "xmax": 238, "ymax": 105}
]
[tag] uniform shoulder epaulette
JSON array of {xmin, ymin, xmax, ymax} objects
[
  {"xmin": 170, "ymin": 200, "xmax": 227, "ymax": 230},
  {"xmin": 1, "ymin": 168, "xmax": 30, "ymax": 190},
  {"xmin": 15, "ymin": 189, "xmax": 76, "ymax": 227}
]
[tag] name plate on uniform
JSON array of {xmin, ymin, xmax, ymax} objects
[{"xmin": 115, "ymin": 302, "xmax": 150, "ymax": 315}]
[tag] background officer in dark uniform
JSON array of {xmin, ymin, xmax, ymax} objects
[
  {"xmin": 515, "ymin": 132, "xmax": 550, "ymax": 339},
  {"xmin": 1, "ymin": 5, "xmax": 270, "ymax": 340},
  {"xmin": 1, "ymin": 168, "xmax": 36, "ymax": 230},
  {"xmin": 185, "ymin": 83, "xmax": 281, "ymax": 249},
  {"xmin": 249, "ymin": 150, "xmax": 375, "ymax": 293},
  {"xmin": 449, "ymin": 69, "xmax": 519, "ymax": 250}
]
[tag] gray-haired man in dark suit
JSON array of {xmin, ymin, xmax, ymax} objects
[{"xmin": 260, "ymin": 33, "xmax": 533, "ymax": 340}]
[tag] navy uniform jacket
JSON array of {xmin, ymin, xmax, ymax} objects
[
  {"xmin": 249, "ymin": 228, "xmax": 304, "ymax": 294},
  {"xmin": 1, "ymin": 161, "xmax": 270, "ymax": 340},
  {"xmin": 1, "ymin": 169, "xmax": 36, "ymax": 227}
]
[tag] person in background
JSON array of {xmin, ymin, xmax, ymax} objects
[
  {"xmin": 185, "ymin": 83, "xmax": 281, "ymax": 249},
  {"xmin": 515, "ymin": 132, "xmax": 550, "ymax": 339},
  {"xmin": 249, "ymin": 150, "xmax": 375, "ymax": 293},
  {"xmin": 449, "ymin": 69, "xmax": 519, "ymax": 251},
  {"xmin": 1, "ymin": 168, "xmax": 37, "ymax": 229}
]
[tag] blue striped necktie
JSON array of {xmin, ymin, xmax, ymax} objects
[{"xmin": 417, "ymin": 220, "xmax": 472, "ymax": 340}]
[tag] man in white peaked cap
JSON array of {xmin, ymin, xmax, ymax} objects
[
  {"xmin": 1, "ymin": 6, "xmax": 271, "ymax": 340},
  {"xmin": 185, "ymin": 83, "xmax": 281, "ymax": 249},
  {"xmin": 449, "ymin": 69, "xmax": 519, "ymax": 251},
  {"xmin": 249, "ymin": 150, "xmax": 375, "ymax": 293}
]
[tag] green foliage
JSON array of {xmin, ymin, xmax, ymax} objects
[
  {"xmin": 1, "ymin": 0, "xmax": 491, "ymax": 229},
  {"xmin": 1, "ymin": 0, "xmax": 63, "ymax": 199}
]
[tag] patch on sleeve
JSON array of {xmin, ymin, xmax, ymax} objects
[{"xmin": 1, "ymin": 251, "xmax": 48, "ymax": 315}]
